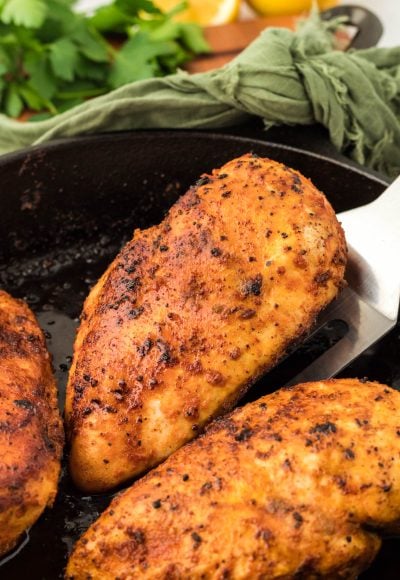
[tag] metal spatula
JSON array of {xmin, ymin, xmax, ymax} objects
[{"xmin": 286, "ymin": 175, "xmax": 400, "ymax": 385}]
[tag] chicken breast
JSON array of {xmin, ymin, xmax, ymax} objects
[
  {"xmin": 65, "ymin": 154, "xmax": 346, "ymax": 492},
  {"xmin": 67, "ymin": 379, "xmax": 400, "ymax": 579},
  {"xmin": 0, "ymin": 290, "xmax": 63, "ymax": 557}
]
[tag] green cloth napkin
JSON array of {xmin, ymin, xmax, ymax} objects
[{"xmin": 1, "ymin": 15, "xmax": 399, "ymax": 177}]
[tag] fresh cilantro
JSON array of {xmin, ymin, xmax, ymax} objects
[
  {"xmin": 109, "ymin": 32, "xmax": 176, "ymax": 88},
  {"xmin": 49, "ymin": 38, "xmax": 79, "ymax": 81},
  {"xmin": 0, "ymin": 0, "xmax": 209, "ymax": 117},
  {"xmin": 1, "ymin": 0, "xmax": 47, "ymax": 29}
]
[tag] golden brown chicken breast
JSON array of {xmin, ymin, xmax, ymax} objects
[
  {"xmin": 0, "ymin": 290, "xmax": 63, "ymax": 557},
  {"xmin": 67, "ymin": 379, "xmax": 400, "ymax": 580},
  {"xmin": 65, "ymin": 154, "xmax": 346, "ymax": 492}
]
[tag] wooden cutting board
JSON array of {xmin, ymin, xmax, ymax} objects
[{"xmin": 185, "ymin": 16, "xmax": 298, "ymax": 73}]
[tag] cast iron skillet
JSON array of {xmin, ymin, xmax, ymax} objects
[{"xmin": 0, "ymin": 131, "xmax": 399, "ymax": 579}]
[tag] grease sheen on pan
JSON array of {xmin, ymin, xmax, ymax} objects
[
  {"xmin": 0, "ymin": 290, "xmax": 63, "ymax": 557},
  {"xmin": 65, "ymin": 154, "xmax": 346, "ymax": 492},
  {"xmin": 67, "ymin": 379, "xmax": 400, "ymax": 579}
]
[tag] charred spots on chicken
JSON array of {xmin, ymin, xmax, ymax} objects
[
  {"xmin": 123, "ymin": 277, "xmax": 142, "ymax": 293},
  {"xmin": 184, "ymin": 406, "xmax": 199, "ymax": 420},
  {"xmin": 205, "ymin": 370, "xmax": 225, "ymax": 386},
  {"xmin": 42, "ymin": 432, "xmax": 56, "ymax": 452},
  {"xmin": 310, "ymin": 422, "xmax": 337, "ymax": 436},
  {"xmin": 241, "ymin": 274, "xmax": 263, "ymax": 298},
  {"xmin": 82, "ymin": 374, "xmax": 98, "ymax": 388},
  {"xmin": 291, "ymin": 174, "xmax": 303, "ymax": 193},
  {"xmin": 211, "ymin": 247, "xmax": 222, "ymax": 257},
  {"xmin": 126, "ymin": 528, "xmax": 146, "ymax": 546},
  {"xmin": 128, "ymin": 306, "xmax": 145, "ymax": 320},
  {"xmin": 240, "ymin": 309, "xmax": 256, "ymax": 320},
  {"xmin": 14, "ymin": 399, "xmax": 34, "ymax": 410},
  {"xmin": 229, "ymin": 347, "xmax": 241, "ymax": 360},
  {"xmin": 382, "ymin": 484, "xmax": 392, "ymax": 493},
  {"xmin": 294, "ymin": 252, "xmax": 308, "ymax": 269},
  {"xmin": 196, "ymin": 176, "xmax": 212, "ymax": 187},
  {"xmin": 344, "ymin": 448, "xmax": 355, "ymax": 460},
  {"xmin": 156, "ymin": 339, "xmax": 177, "ymax": 367},
  {"xmin": 283, "ymin": 459, "xmax": 293, "ymax": 471},
  {"xmin": 292, "ymin": 512, "xmax": 303, "ymax": 529},
  {"xmin": 183, "ymin": 192, "xmax": 201, "ymax": 209},
  {"xmin": 124, "ymin": 258, "xmax": 142, "ymax": 275},
  {"xmin": 187, "ymin": 359, "xmax": 203, "ymax": 375},
  {"xmin": 73, "ymin": 384, "xmax": 85, "ymax": 402},
  {"xmin": 200, "ymin": 481, "xmax": 213, "ymax": 495},
  {"xmin": 137, "ymin": 338, "xmax": 153, "ymax": 358},
  {"xmin": 256, "ymin": 528, "xmax": 273, "ymax": 544},
  {"xmin": 191, "ymin": 532, "xmax": 202, "ymax": 549},
  {"xmin": 234, "ymin": 427, "xmax": 253, "ymax": 442},
  {"xmin": 314, "ymin": 271, "xmax": 331, "ymax": 286},
  {"xmin": 332, "ymin": 249, "xmax": 347, "ymax": 266}
]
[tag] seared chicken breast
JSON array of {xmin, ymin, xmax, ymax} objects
[
  {"xmin": 0, "ymin": 290, "xmax": 63, "ymax": 557},
  {"xmin": 65, "ymin": 154, "xmax": 346, "ymax": 492},
  {"xmin": 67, "ymin": 379, "xmax": 400, "ymax": 580}
]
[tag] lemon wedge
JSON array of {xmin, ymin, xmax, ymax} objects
[
  {"xmin": 246, "ymin": 0, "xmax": 338, "ymax": 16},
  {"xmin": 154, "ymin": 0, "xmax": 240, "ymax": 25}
]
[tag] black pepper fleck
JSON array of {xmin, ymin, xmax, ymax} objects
[
  {"xmin": 191, "ymin": 532, "xmax": 202, "ymax": 548},
  {"xmin": 235, "ymin": 427, "xmax": 253, "ymax": 442},
  {"xmin": 310, "ymin": 422, "xmax": 337, "ymax": 435},
  {"xmin": 344, "ymin": 448, "xmax": 355, "ymax": 460}
]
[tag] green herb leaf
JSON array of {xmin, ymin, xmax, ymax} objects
[
  {"xmin": 18, "ymin": 84, "xmax": 45, "ymax": 110},
  {"xmin": 25, "ymin": 53, "xmax": 57, "ymax": 100},
  {"xmin": 109, "ymin": 31, "xmax": 176, "ymax": 88},
  {"xmin": 49, "ymin": 37, "xmax": 78, "ymax": 81},
  {"xmin": 115, "ymin": 0, "xmax": 161, "ymax": 17},
  {"xmin": 90, "ymin": 4, "xmax": 132, "ymax": 34},
  {"xmin": 0, "ymin": 0, "xmax": 210, "ymax": 117},
  {"xmin": 72, "ymin": 23, "xmax": 110, "ymax": 63},
  {"xmin": 179, "ymin": 23, "xmax": 211, "ymax": 54},
  {"xmin": 5, "ymin": 84, "xmax": 23, "ymax": 116},
  {"xmin": 1, "ymin": 0, "xmax": 47, "ymax": 29}
]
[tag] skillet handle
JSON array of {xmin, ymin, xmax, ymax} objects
[{"xmin": 321, "ymin": 4, "xmax": 383, "ymax": 49}]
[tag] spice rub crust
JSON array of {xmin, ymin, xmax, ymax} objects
[
  {"xmin": 0, "ymin": 290, "xmax": 63, "ymax": 557},
  {"xmin": 65, "ymin": 154, "xmax": 346, "ymax": 492},
  {"xmin": 67, "ymin": 379, "xmax": 400, "ymax": 579}
]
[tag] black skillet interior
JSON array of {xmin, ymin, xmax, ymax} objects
[{"xmin": 0, "ymin": 131, "xmax": 398, "ymax": 579}]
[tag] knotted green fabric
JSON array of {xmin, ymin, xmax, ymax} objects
[{"xmin": 1, "ymin": 15, "xmax": 399, "ymax": 177}]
